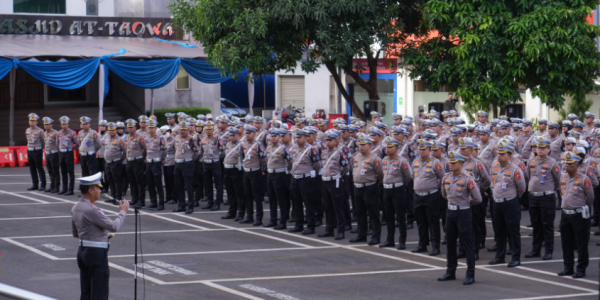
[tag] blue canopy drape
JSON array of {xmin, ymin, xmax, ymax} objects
[
  {"xmin": 14, "ymin": 58, "xmax": 100, "ymax": 90},
  {"xmin": 102, "ymin": 58, "xmax": 182, "ymax": 91},
  {"xmin": 181, "ymin": 59, "xmax": 232, "ymax": 84},
  {"xmin": 0, "ymin": 59, "xmax": 12, "ymax": 81}
]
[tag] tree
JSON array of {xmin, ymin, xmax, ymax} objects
[
  {"xmin": 169, "ymin": 0, "xmax": 423, "ymax": 120},
  {"xmin": 402, "ymin": 0, "xmax": 600, "ymax": 118}
]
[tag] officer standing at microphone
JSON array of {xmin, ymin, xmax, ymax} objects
[{"xmin": 71, "ymin": 172, "xmax": 129, "ymax": 300}]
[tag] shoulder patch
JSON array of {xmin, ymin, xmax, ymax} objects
[
  {"xmin": 478, "ymin": 163, "xmax": 483, "ymax": 171},
  {"xmin": 436, "ymin": 163, "xmax": 442, "ymax": 171},
  {"xmin": 554, "ymin": 165, "xmax": 560, "ymax": 173},
  {"xmin": 586, "ymin": 179, "xmax": 592, "ymax": 189},
  {"xmin": 515, "ymin": 171, "xmax": 521, "ymax": 180},
  {"xmin": 468, "ymin": 180, "xmax": 475, "ymax": 190}
]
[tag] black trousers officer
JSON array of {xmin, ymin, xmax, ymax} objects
[
  {"xmin": 97, "ymin": 157, "xmax": 106, "ymax": 191},
  {"xmin": 529, "ymin": 194, "xmax": 556, "ymax": 255},
  {"xmin": 193, "ymin": 160, "xmax": 204, "ymax": 203},
  {"xmin": 146, "ymin": 161, "xmax": 164, "ymax": 208},
  {"xmin": 224, "ymin": 167, "xmax": 246, "ymax": 219},
  {"xmin": 341, "ymin": 173, "xmax": 353, "ymax": 227},
  {"xmin": 126, "ymin": 158, "xmax": 145, "ymax": 206},
  {"xmin": 322, "ymin": 177, "xmax": 346, "ymax": 234},
  {"xmin": 383, "ymin": 185, "xmax": 408, "ymax": 245},
  {"xmin": 242, "ymin": 169, "xmax": 264, "ymax": 223},
  {"xmin": 121, "ymin": 163, "xmax": 129, "ymax": 196},
  {"xmin": 492, "ymin": 197, "xmax": 521, "ymax": 262},
  {"xmin": 314, "ymin": 175, "xmax": 324, "ymax": 223},
  {"xmin": 290, "ymin": 176, "xmax": 317, "ymax": 230},
  {"xmin": 203, "ymin": 160, "xmax": 223, "ymax": 207},
  {"xmin": 414, "ymin": 192, "xmax": 441, "ymax": 249},
  {"xmin": 593, "ymin": 186, "xmax": 600, "ymax": 228},
  {"xmin": 80, "ymin": 153, "xmax": 98, "ymax": 177},
  {"xmin": 59, "ymin": 150, "xmax": 75, "ymax": 193},
  {"xmin": 354, "ymin": 184, "xmax": 381, "ymax": 241},
  {"xmin": 174, "ymin": 161, "xmax": 194, "ymax": 210},
  {"xmin": 560, "ymin": 211, "xmax": 590, "ymax": 274},
  {"xmin": 267, "ymin": 171, "xmax": 290, "ymax": 226},
  {"xmin": 163, "ymin": 165, "xmax": 176, "ymax": 203},
  {"xmin": 105, "ymin": 160, "xmax": 123, "ymax": 200},
  {"xmin": 446, "ymin": 207, "xmax": 476, "ymax": 279},
  {"xmin": 406, "ymin": 181, "xmax": 416, "ymax": 226},
  {"xmin": 28, "ymin": 149, "xmax": 46, "ymax": 189},
  {"xmin": 46, "ymin": 152, "xmax": 60, "ymax": 192},
  {"xmin": 77, "ymin": 246, "xmax": 109, "ymax": 300},
  {"xmin": 347, "ymin": 172, "xmax": 357, "ymax": 220}
]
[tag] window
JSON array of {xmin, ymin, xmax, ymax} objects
[
  {"xmin": 14, "ymin": 0, "xmax": 66, "ymax": 14},
  {"xmin": 414, "ymin": 80, "xmax": 449, "ymax": 92},
  {"xmin": 176, "ymin": 66, "xmax": 190, "ymax": 90},
  {"xmin": 49, "ymin": 85, "xmax": 87, "ymax": 102},
  {"xmin": 86, "ymin": 0, "xmax": 99, "ymax": 16}
]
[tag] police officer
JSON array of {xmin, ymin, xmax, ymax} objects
[
  {"xmin": 26, "ymin": 113, "xmax": 46, "ymax": 191},
  {"xmin": 58, "ymin": 116, "xmax": 78, "ymax": 195},
  {"xmin": 201, "ymin": 121, "xmax": 224, "ymax": 210},
  {"xmin": 116, "ymin": 121, "xmax": 130, "ymax": 197},
  {"xmin": 78, "ymin": 116, "xmax": 102, "ymax": 177},
  {"xmin": 161, "ymin": 126, "xmax": 177, "ymax": 205},
  {"xmin": 166, "ymin": 112, "xmax": 181, "ymax": 137},
  {"xmin": 350, "ymin": 134, "xmax": 384, "ymax": 245},
  {"xmin": 380, "ymin": 137, "xmax": 412, "ymax": 249},
  {"xmin": 265, "ymin": 128, "xmax": 292, "ymax": 228},
  {"xmin": 488, "ymin": 142, "xmax": 526, "ymax": 267},
  {"xmin": 103, "ymin": 122, "xmax": 125, "ymax": 205},
  {"xmin": 72, "ymin": 172, "xmax": 128, "ymax": 300},
  {"xmin": 145, "ymin": 119, "xmax": 166, "ymax": 210},
  {"xmin": 438, "ymin": 151, "xmax": 481, "ymax": 285},
  {"xmin": 525, "ymin": 137, "xmax": 560, "ymax": 261},
  {"xmin": 193, "ymin": 120, "xmax": 205, "ymax": 206},
  {"xmin": 97, "ymin": 120, "xmax": 109, "ymax": 192},
  {"xmin": 288, "ymin": 129, "xmax": 322, "ymax": 234},
  {"xmin": 137, "ymin": 115, "xmax": 150, "ymax": 139},
  {"xmin": 124, "ymin": 119, "xmax": 146, "ymax": 208},
  {"xmin": 222, "ymin": 127, "xmax": 247, "ymax": 221},
  {"xmin": 241, "ymin": 125, "xmax": 267, "ymax": 226},
  {"xmin": 319, "ymin": 130, "xmax": 350, "ymax": 240},
  {"xmin": 412, "ymin": 139, "xmax": 445, "ymax": 256},
  {"xmin": 170, "ymin": 121, "xmax": 197, "ymax": 214},
  {"xmin": 42, "ymin": 117, "xmax": 60, "ymax": 193},
  {"xmin": 557, "ymin": 151, "xmax": 594, "ymax": 278}
]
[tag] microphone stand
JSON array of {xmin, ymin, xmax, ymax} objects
[{"xmin": 134, "ymin": 206, "xmax": 139, "ymax": 300}]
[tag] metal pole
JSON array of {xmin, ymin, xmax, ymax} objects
[
  {"xmin": 150, "ymin": 89, "xmax": 154, "ymax": 116},
  {"xmin": 263, "ymin": 74, "xmax": 266, "ymax": 112},
  {"xmin": 134, "ymin": 208, "xmax": 138, "ymax": 300},
  {"xmin": 9, "ymin": 68, "xmax": 16, "ymax": 146},
  {"xmin": 98, "ymin": 63, "xmax": 104, "ymax": 122}
]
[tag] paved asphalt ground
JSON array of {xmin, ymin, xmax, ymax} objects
[{"xmin": 0, "ymin": 166, "xmax": 598, "ymax": 300}]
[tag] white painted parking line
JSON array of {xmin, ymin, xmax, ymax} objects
[
  {"xmin": 251, "ymin": 228, "xmax": 440, "ymax": 269},
  {"xmin": 239, "ymin": 284, "xmax": 299, "ymax": 300},
  {"xmin": 165, "ymin": 267, "xmax": 442, "ymax": 285},
  {"xmin": 0, "ymin": 202, "xmax": 69, "ymax": 206},
  {"xmin": 108, "ymin": 262, "xmax": 166, "ymax": 285},
  {"xmin": 0, "ymin": 190, "xmax": 48, "ymax": 203},
  {"xmin": 201, "ymin": 281, "xmax": 264, "ymax": 300},
  {"xmin": 33, "ymin": 193, "xmax": 79, "ymax": 204},
  {"xmin": 141, "ymin": 213, "xmax": 210, "ymax": 230},
  {"xmin": 514, "ymin": 265, "xmax": 599, "ymax": 285},
  {"xmin": 1, "ymin": 238, "xmax": 60, "ymax": 260},
  {"xmin": 7, "ymin": 229, "xmax": 208, "ymax": 239},
  {"xmin": 136, "ymin": 262, "xmax": 173, "ymax": 275},
  {"xmin": 41, "ymin": 243, "xmax": 66, "ymax": 251},
  {"xmin": 103, "ymin": 246, "xmax": 337, "ymax": 259},
  {"xmin": 0, "ymin": 216, "xmax": 72, "ymax": 221},
  {"xmin": 176, "ymin": 215, "xmax": 315, "ymax": 249},
  {"xmin": 498, "ymin": 292, "xmax": 598, "ymax": 300},
  {"xmin": 148, "ymin": 260, "xmax": 198, "ymax": 275},
  {"xmin": 478, "ymin": 266, "xmax": 598, "ymax": 293}
]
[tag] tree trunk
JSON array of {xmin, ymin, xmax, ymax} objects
[
  {"xmin": 492, "ymin": 102, "xmax": 498, "ymax": 118},
  {"xmin": 324, "ymin": 61, "xmax": 365, "ymax": 120}
]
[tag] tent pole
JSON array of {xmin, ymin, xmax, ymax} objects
[
  {"xmin": 150, "ymin": 89, "xmax": 154, "ymax": 116},
  {"xmin": 9, "ymin": 68, "xmax": 16, "ymax": 147},
  {"xmin": 263, "ymin": 74, "xmax": 266, "ymax": 112},
  {"xmin": 98, "ymin": 63, "xmax": 105, "ymax": 122}
]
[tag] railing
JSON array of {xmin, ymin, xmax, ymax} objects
[{"xmin": 0, "ymin": 283, "xmax": 57, "ymax": 300}]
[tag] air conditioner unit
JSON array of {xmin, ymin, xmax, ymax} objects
[{"xmin": 86, "ymin": 0, "xmax": 98, "ymax": 16}]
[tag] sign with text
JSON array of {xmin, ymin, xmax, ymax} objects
[
  {"xmin": 352, "ymin": 59, "xmax": 398, "ymax": 73},
  {"xmin": 0, "ymin": 15, "xmax": 182, "ymax": 39}
]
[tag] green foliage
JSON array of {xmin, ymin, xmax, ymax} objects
[
  {"xmin": 169, "ymin": 0, "xmax": 424, "ymax": 119},
  {"xmin": 557, "ymin": 97, "xmax": 594, "ymax": 125},
  {"xmin": 147, "ymin": 107, "xmax": 211, "ymax": 127},
  {"xmin": 530, "ymin": 117, "xmax": 539, "ymax": 133},
  {"xmin": 403, "ymin": 0, "xmax": 600, "ymax": 117}
]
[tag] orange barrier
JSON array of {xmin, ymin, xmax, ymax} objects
[
  {"xmin": 16, "ymin": 147, "xmax": 28, "ymax": 167},
  {"xmin": 0, "ymin": 147, "xmax": 16, "ymax": 168}
]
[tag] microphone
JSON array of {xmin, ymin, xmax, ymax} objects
[{"xmin": 102, "ymin": 193, "xmax": 120, "ymax": 205}]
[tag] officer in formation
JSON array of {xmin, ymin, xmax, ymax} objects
[
  {"xmin": 28, "ymin": 108, "xmax": 600, "ymax": 280},
  {"xmin": 42, "ymin": 117, "xmax": 60, "ymax": 193},
  {"xmin": 25, "ymin": 113, "xmax": 46, "ymax": 191}
]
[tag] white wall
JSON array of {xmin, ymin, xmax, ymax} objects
[
  {"xmin": 99, "ymin": 0, "xmax": 115, "ymax": 17},
  {"xmin": 2, "ymin": 0, "xmax": 115, "ymax": 16},
  {"xmin": 66, "ymin": 0, "xmax": 86, "ymax": 16},
  {"xmin": 275, "ymin": 63, "xmax": 331, "ymax": 116},
  {"xmin": 0, "ymin": 1, "xmax": 13, "ymax": 14}
]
